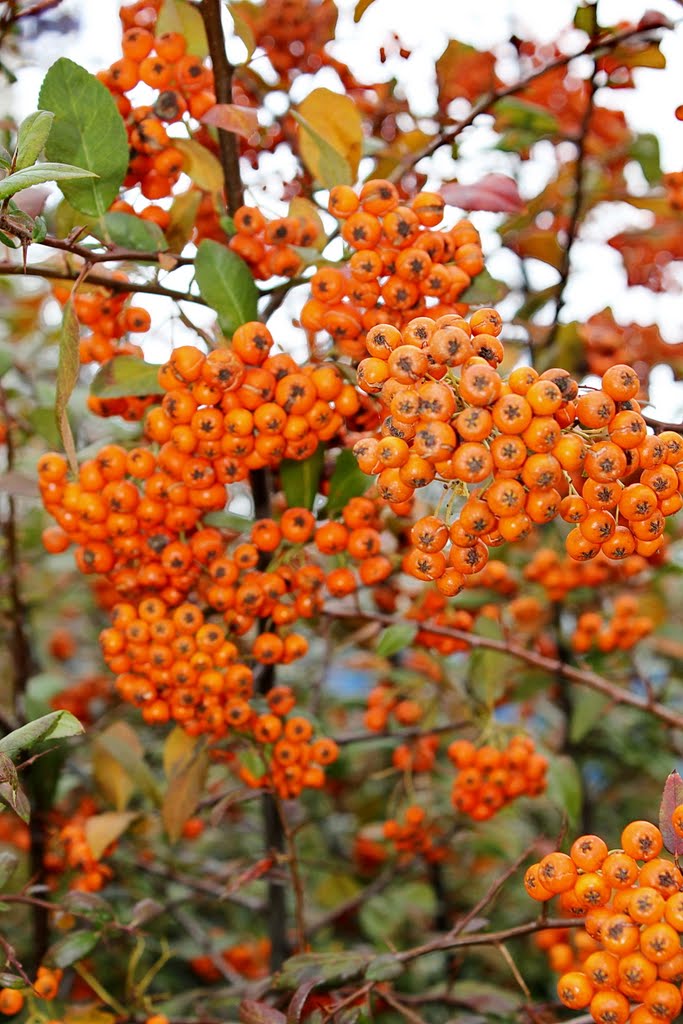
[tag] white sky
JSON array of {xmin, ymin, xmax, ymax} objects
[{"xmin": 6, "ymin": 0, "xmax": 683, "ymax": 416}]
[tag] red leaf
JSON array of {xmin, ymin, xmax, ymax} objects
[
  {"xmin": 239, "ymin": 1001, "xmax": 286, "ymax": 1024},
  {"xmin": 201, "ymin": 104, "xmax": 260, "ymax": 139},
  {"xmin": 659, "ymin": 770, "xmax": 683, "ymax": 856},
  {"xmin": 441, "ymin": 174, "xmax": 524, "ymax": 213}
]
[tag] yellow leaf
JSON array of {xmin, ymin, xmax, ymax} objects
[
  {"xmin": 174, "ymin": 138, "xmax": 224, "ymax": 193},
  {"xmin": 84, "ymin": 811, "xmax": 138, "ymax": 860},
  {"xmin": 295, "ymin": 88, "xmax": 363, "ymax": 188},
  {"xmin": 156, "ymin": 0, "xmax": 208, "ymax": 57},
  {"xmin": 93, "ymin": 722, "xmax": 160, "ymax": 809},
  {"xmin": 64, "ymin": 1007, "xmax": 117, "ymax": 1024},
  {"xmin": 162, "ymin": 739, "xmax": 209, "ymax": 843},
  {"xmin": 165, "ymin": 189, "xmax": 202, "ymax": 254},
  {"xmin": 289, "ymin": 196, "xmax": 327, "ymax": 251},
  {"xmin": 163, "ymin": 725, "xmax": 200, "ymax": 780}
]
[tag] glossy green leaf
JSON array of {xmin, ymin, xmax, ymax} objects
[
  {"xmin": 202, "ymin": 510, "xmax": 254, "ymax": 531},
  {"xmin": 275, "ymin": 952, "xmax": 366, "ymax": 990},
  {"xmin": 48, "ymin": 929, "xmax": 100, "ymax": 968},
  {"xmin": 39, "ymin": 57, "xmax": 128, "ymax": 217},
  {"xmin": 99, "ymin": 212, "xmax": 168, "ymax": 252},
  {"xmin": 90, "ymin": 357, "xmax": 164, "ymax": 399},
  {"xmin": 0, "ymin": 162, "xmax": 96, "ymax": 201},
  {"xmin": 195, "ymin": 238, "xmax": 258, "ymax": 335},
  {"xmin": 15, "ymin": 110, "xmax": 54, "ymax": 170},
  {"xmin": 325, "ymin": 449, "xmax": 372, "ymax": 517},
  {"xmin": 280, "ymin": 445, "xmax": 324, "ymax": 511}
]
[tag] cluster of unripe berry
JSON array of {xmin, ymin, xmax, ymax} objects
[
  {"xmin": 300, "ymin": 180, "xmax": 484, "ymax": 360},
  {"xmin": 525, "ymin": 813, "xmax": 683, "ymax": 1024},
  {"xmin": 448, "ymin": 736, "xmax": 548, "ymax": 821},
  {"xmin": 354, "ymin": 309, "xmax": 683, "ymax": 588}
]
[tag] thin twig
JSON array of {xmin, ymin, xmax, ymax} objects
[
  {"xmin": 389, "ymin": 20, "xmax": 673, "ymax": 181},
  {"xmin": 324, "ymin": 606, "xmax": 683, "ymax": 731},
  {"xmin": 0, "ymin": 261, "xmax": 207, "ymax": 305}
]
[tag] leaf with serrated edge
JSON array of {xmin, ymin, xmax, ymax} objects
[
  {"xmin": 39, "ymin": 58, "xmax": 128, "ymax": 217},
  {"xmin": 660, "ymin": 770, "xmax": 683, "ymax": 855}
]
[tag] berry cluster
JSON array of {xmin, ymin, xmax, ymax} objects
[
  {"xmin": 383, "ymin": 804, "xmax": 446, "ymax": 863},
  {"xmin": 448, "ymin": 736, "xmax": 548, "ymax": 821},
  {"xmin": 0, "ymin": 968, "xmax": 63, "ymax": 1015},
  {"xmin": 229, "ymin": 205, "xmax": 321, "ymax": 280},
  {"xmin": 354, "ymin": 311, "xmax": 683, "ymax": 586},
  {"xmin": 570, "ymin": 596, "xmax": 653, "ymax": 655},
  {"xmin": 300, "ymin": 179, "xmax": 484, "ymax": 359},
  {"xmin": 525, "ymin": 814, "xmax": 683, "ymax": 1024}
]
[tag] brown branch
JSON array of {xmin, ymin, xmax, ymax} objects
[
  {"xmin": 390, "ymin": 21, "xmax": 673, "ymax": 181},
  {"xmin": 642, "ymin": 414, "xmax": 683, "ymax": 433},
  {"xmin": 199, "ymin": 0, "xmax": 244, "ymax": 215},
  {"xmin": 0, "ymin": 261, "xmax": 208, "ymax": 305},
  {"xmin": 323, "ymin": 606, "xmax": 683, "ymax": 731},
  {"xmin": 334, "ymin": 718, "xmax": 469, "ymax": 747}
]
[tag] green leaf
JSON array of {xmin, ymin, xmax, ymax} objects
[
  {"xmin": 0, "ymin": 162, "xmax": 97, "ymax": 201},
  {"xmin": 325, "ymin": 448, "xmax": 371, "ymax": 517},
  {"xmin": 0, "ymin": 710, "xmax": 83, "ymax": 760},
  {"xmin": 280, "ymin": 445, "xmax": 324, "ymax": 511},
  {"xmin": 459, "ymin": 269, "xmax": 509, "ymax": 306},
  {"xmin": 15, "ymin": 110, "xmax": 54, "ymax": 170},
  {"xmin": 202, "ymin": 510, "xmax": 254, "ymax": 531},
  {"xmin": 0, "ymin": 347, "xmax": 13, "ymax": 377},
  {"xmin": 25, "ymin": 672, "xmax": 65, "ymax": 721},
  {"xmin": 275, "ymin": 952, "xmax": 366, "ymax": 990},
  {"xmin": 48, "ymin": 929, "xmax": 100, "ymax": 969},
  {"xmin": 547, "ymin": 755, "xmax": 582, "ymax": 832},
  {"xmin": 55, "ymin": 300, "xmax": 80, "ymax": 474},
  {"xmin": 28, "ymin": 406, "xmax": 60, "ymax": 447},
  {"xmin": 157, "ymin": 0, "xmax": 208, "ymax": 57},
  {"xmin": 376, "ymin": 623, "xmax": 418, "ymax": 659},
  {"xmin": 569, "ymin": 689, "xmax": 610, "ymax": 743},
  {"xmin": 468, "ymin": 617, "xmax": 516, "ymax": 709},
  {"xmin": 495, "ymin": 97, "xmax": 559, "ymax": 137},
  {"xmin": 0, "ymin": 852, "xmax": 18, "ymax": 889},
  {"xmin": 90, "ymin": 357, "xmax": 164, "ymax": 399},
  {"xmin": 629, "ymin": 132, "xmax": 661, "ymax": 186},
  {"xmin": 0, "ymin": 975, "xmax": 25, "ymax": 990},
  {"xmin": 99, "ymin": 212, "xmax": 168, "ymax": 252},
  {"xmin": 195, "ymin": 238, "xmax": 257, "ymax": 335},
  {"xmin": 39, "ymin": 57, "xmax": 128, "ymax": 217},
  {"xmin": 574, "ymin": 3, "xmax": 598, "ymax": 34},
  {"xmin": 62, "ymin": 890, "xmax": 115, "ymax": 925},
  {"xmin": 364, "ymin": 954, "xmax": 402, "ymax": 982}
]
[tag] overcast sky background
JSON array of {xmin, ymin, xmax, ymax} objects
[{"xmin": 5, "ymin": 0, "xmax": 683, "ymax": 416}]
